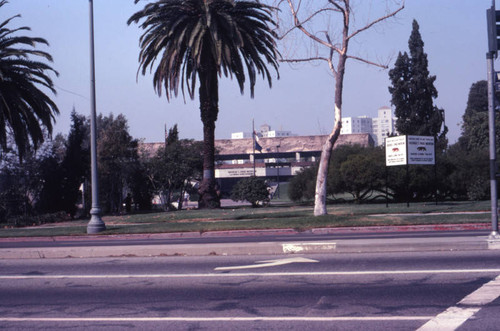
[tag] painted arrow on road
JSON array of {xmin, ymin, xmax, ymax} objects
[{"xmin": 214, "ymin": 257, "xmax": 319, "ymax": 271}]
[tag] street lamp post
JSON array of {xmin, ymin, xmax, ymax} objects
[
  {"xmin": 486, "ymin": 0, "xmax": 500, "ymax": 239},
  {"xmin": 487, "ymin": 52, "xmax": 499, "ymax": 240},
  {"xmin": 87, "ymin": 0, "xmax": 106, "ymax": 234},
  {"xmin": 276, "ymin": 144, "xmax": 280, "ymax": 199}
]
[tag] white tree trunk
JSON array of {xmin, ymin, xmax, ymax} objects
[{"xmin": 314, "ymin": 104, "xmax": 342, "ymax": 216}]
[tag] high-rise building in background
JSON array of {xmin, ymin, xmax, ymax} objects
[
  {"xmin": 231, "ymin": 107, "xmax": 396, "ymax": 146},
  {"xmin": 371, "ymin": 106, "xmax": 396, "ymax": 146},
  {"xmin": 231, "ymin": 124, "xmax": 296, "ymax": 140},
  {"xmin": 340, "ymin": 106, "xmax": 396, "ymax": 146},
  {"xmin": 340, "ymin": 116, "xmax": 373, "ymax": 135}
]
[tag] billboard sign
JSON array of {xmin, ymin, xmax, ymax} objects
[
  {"xmin": 407, "ymin": 135, "xmax": 435, "ymax": 165},
  {"xmin": 386, "ymin": 135, "xmax": 435, "ymax": 166},
  {"xmin": 385, "ymin": 136, "xmax": 407, "ymax": 166}
]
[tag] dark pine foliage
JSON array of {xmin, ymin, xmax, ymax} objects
[{"xmin": 389, "ymin": 20, "xmax": 447, "ymax": 147}]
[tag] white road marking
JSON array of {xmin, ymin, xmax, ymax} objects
[
  {"xmin": 282, "ymin": 242, "xmax": 336, "ymax": 253},
  {"xmin": 459, "ymin": 275, "xmax": 500, "ymax": 306},
  {"xmin": 0, "ymin": 316, "xmax": 433, "ymax": 322},
  {"xmin": 417, "ymin": 275, "xmax": 500, "ymax": 331},
  {"xmin": 416, "ymin": 307, "xmax": 480, "ymax": 331},
  {"xmin": 214, "ymin": 257, "xmax": 318, "ymax": 271},
  {"xmin": 1, "ymin": 268, "xmax": 500, "ymax": 279}
]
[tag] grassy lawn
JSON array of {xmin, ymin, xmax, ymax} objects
[{"xmin": 0, "ymin": 200, "xmax": 491, "ymax": 238}]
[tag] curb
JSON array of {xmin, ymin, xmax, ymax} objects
[
  {"xmin": 0, "ymin": 223, "xmax": 491, "ymax": 243},
  {"xmin": 0, "ymin": 223, "xmax": 496, "ymax": 259},
  {"xmin": 1, "ymin": 236, "xmax": 498, "ymax": 260}
]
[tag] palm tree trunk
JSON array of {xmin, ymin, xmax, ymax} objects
[{"xmin": 198, "ymin": 60, "xmax": 221, "ymax": 209}]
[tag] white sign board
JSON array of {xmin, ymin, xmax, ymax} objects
[
  {"xmin": 385, "ymin": 136, "xmax": 407, "ymax": 166},
  {"xmin": 215, "ymin": 167, "xmax": 265, "ymax": 178},
  {"xmin": 386, "ymin": 135, "xmax": 435, "ymax": 166},
  {"xmin": 407, "ymin": 135, "xmax": 435, "ymax": 165}
]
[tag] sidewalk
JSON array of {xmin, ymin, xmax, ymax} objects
[{"xmin": 0, "ymin": 223, "xmax": 498, "ymax": 259}]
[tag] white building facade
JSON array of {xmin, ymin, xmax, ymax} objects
[
  {"xmin": 231, "ymin": 124, "xmax": 296, "ymax": 140},
  {"xmin": 230, "ymin": 132, "xmax": 253, "ymax": 139},
  {"xmin": 340, "ymin": 106, "xmax": 396, "ymax": 146},
  {"xmin": 340, "ymin": 116, "xmax": 373, "ymax": 135},
  {"xmin": 372, "ymin": 106, "xmax": 396, "ymax": 146}
]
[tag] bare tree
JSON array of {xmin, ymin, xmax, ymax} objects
[{"xmin": 274, "ymin": 0, "xmax": 404, "ymax": 215}]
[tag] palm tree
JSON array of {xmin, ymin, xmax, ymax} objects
[
  {"xmin": 0, "ymin": 0, "xmax": 59, "ymax": 161},
  {"xmin": 128, "ymin": 0, "xmax": 279, "ymax": 208}
]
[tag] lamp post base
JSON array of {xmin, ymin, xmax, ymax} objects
[
  {"xmin": 87, "ymin": 209, "xmax": 106, "ymax": 234},
  {"xmin": 489, "ymin": 231, "xmax": 500, "ymax": 240}
]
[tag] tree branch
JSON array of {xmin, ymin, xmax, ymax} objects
[
  {"xmin": 278, "ymin": 7, "xmax": 339, "ymax": 40},
  {"xmin": 280, "ymin": 56, "xmax": 329, "ymax": 63},
  {"xmin": 325, "ymin": 32, "xmax": 339, "ymax": 77},
  {"xmin": 329, "ymin": 0, "xmax": 349, "ymax": 32},
  {"xmin": 285, "ymin": 0, "xmax": 336, "ymax": 50},
  {"xmin": 347, "ymin": 1, "xmax": 405, "ymax": 41},
  {"xmin": 346, "ymin": 54, "xmax": 389, "ymax": 69}
]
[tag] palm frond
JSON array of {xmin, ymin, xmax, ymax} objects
[
  {"xmin": 128, "ymin": 0, "xmax": 279, "ymax": 101},
  {"xmin": 0, "ymin": 2, "xmax": 58, "ymax": 160}
]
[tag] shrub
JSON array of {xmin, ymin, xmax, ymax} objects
[
  {"xmin": 230, "ymin": 177, "xmax": 270, "ymax": 207},
  {"xmin": 288, "ymin": 166, "xmax": 317, "ymax": 202},
  {"xmin": 5, "ymin": 211, "xmax": 70, "ymax": 228}
]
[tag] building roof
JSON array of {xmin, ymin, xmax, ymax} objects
[
  {"xmin": 215, "ymin": 133, "xmax": 373, "ymax": 155},
  {"xmin": 139, "ymin": 133, "xmax": 374, "ymax": 158},
  {"xmin": 138, "ymin": 141, "xmax": 164, "ymax": 158}
]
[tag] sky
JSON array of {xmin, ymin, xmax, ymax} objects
[{"xmin": 1, "ymin": 0, "xmax": 493, "ymax": 144}]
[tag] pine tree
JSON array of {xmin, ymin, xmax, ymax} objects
[
  {"xmin": 166, "ymin": 124, "xmax": 179, "ymax": 146},
  {"xmin": 388, "ymin": 52, "xmax": 412, "ymax": 134},
  {"xmin": 389, "ymin": 20, "xmax": 447, "ymax": 145},
  {"xmin": 60, "ymin": 110, "xmax": 90, "ymax": 217},
  {"xmin": 459, "ymin": 80, "xmax": 500, "ymax": 152}
]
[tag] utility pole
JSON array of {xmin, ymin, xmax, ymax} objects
[
  {"xmin": 487, "ymin": 0, "xmax": 500, "ymax": 239},
  {"xmin": 87, "ymin": 0, "xmax": 106, "ymax": 234}
]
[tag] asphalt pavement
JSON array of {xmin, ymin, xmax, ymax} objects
[
  {"xmin": 0, "ymin": 223, "xmax": 499, "ymax": 259},
  {"xmin": 2, "ymin": 251, "xmax": 500, "ymax": 330}
]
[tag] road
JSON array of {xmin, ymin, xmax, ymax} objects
[{"xmin": 1, "ymin": 250, "xmax": 500, "ymax": 330}]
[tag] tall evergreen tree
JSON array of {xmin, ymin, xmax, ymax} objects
[
  {"xmin": 460, "ymin": 80, "xmax": 493, "ymax": 151},
  {"xmin": 166, "ymin": 124, "xmax": 179, "ymax": 146},
  {"xmin": 97, "ymin": 113, "xmax": 141, "ymax": 214},
  {"xmin": 389, "ymin": 20, "xmax": 446, "ymax": 145},
  {"xmin": 450, "ymin": 80, "xmax": 498, "ymax": 200},
  {"xmin": 36, "ymin": 134, "xmax": 66, "ymax": 214},
  {"xmin": 60, "ymin": 110, "xmax": 90, "ymax": 217}
]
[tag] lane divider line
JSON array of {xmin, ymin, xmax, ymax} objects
[
  {"xmin": 2, "ymin": 269, "xmax": 500, "ymax": 280},
  {"xmin": 0, "ymin": 316, "xmax": 434, "ymax": 322}
]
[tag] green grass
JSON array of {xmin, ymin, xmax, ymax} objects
[{"xmin": 0, "ymin": 200, "xmax": 491, "ymax": 238}]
